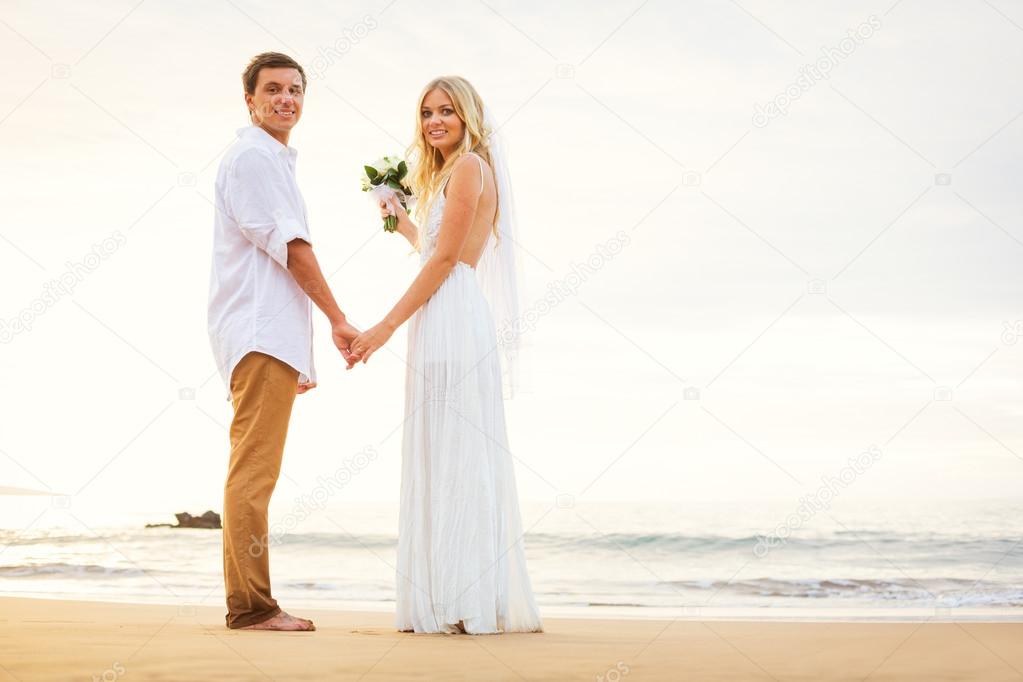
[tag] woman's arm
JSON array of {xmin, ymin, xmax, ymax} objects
[{"xmin": 351, "ymin": 156, "xmax": 482, "ymax": 362}]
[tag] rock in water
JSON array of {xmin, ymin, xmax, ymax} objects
[
  {"xmin": 176, "ymin": 511, "xmax": 222, "ymax": 529},
  {"xmin": 146, "ymin": 510, "xmax": 222, "ymax": 529}
]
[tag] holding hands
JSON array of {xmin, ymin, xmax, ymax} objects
[
  {"xmin": 350, "ymin": 320, "xmax": 396, "ymax": 366},
  {"xmin": 298, "ymin": 317, "xmax": 358, "ymax": 391},
  {"xmin": 332, "ymin": 318, "xmax": 362, "ymax": 369}
]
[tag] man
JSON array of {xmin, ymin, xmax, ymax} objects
[{"xmin": 208, "ymin": 52, "xmax": 357, "ymax": 631}]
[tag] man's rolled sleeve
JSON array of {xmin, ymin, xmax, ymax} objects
[{"xmin": 227, "ymin": 148, "xmax": 309, "ymax": 269}]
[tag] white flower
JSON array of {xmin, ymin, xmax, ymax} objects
[
  {"xmin": 371, "ymin": 157, "xmax": 393, "ymax": 174},
  {"xmin": 362, "ymin": 154, "xmax": 406, "ymax": 193}
]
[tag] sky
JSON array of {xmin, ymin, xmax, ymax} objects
[{"xmin": 0, "ymin": 0, "xmax": 1021, "ymax": 528}]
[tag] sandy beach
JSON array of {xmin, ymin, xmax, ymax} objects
[{"xmin": 0, "ymin": 597, "xmax": 1020, "ymax": 681}]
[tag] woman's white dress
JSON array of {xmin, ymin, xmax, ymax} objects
[{"xmin": 394, "ymin": 155, "xmax": 543, "ymax": 634}]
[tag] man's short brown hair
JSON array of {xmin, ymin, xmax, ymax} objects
[{"xmin": 242, "ymin": 52, "xmax": 307, "ymax": 94}]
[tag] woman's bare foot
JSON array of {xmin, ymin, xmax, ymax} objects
[{"xmin": 238, "ymin": 611, "xmax": 315, "ymax": 631}]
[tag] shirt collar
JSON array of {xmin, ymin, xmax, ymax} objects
[{"xmin": 236, "ymin": 125, "xmax": 298, "ymax": 161}]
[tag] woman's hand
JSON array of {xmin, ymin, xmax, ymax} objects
[
  {"xmin": 379, "ymin": 195, "xmax": 408, "ymax": 223},
  {"xmin": 350, "ymin": 320, "xmax": 397, "ymax": 364},
  {"xmin": 380, "ymin": 196, "xmax": 417, "ymax": 246}
]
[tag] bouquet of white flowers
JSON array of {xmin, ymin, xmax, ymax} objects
[{"xmin": 361, "ymin": 156, "xmax": 414, "ymax": 232}]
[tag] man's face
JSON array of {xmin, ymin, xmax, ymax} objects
[{"xmin": 245, "ymin": 67, "xmax": 304, "ymax": 137}]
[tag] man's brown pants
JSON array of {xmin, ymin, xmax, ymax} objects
[{"xmin": 223, "ymin": 351, "xmax": 298, "ymax": 628}]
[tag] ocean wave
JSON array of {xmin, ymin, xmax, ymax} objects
[
  {"xmin": 282, "ymin": 581, "xmax": 337, "ymax": 591},
  {"xmin": 515, "ymin": 532, "xmax": 1023, "ymax": 565},
  {"xmin": 4, "ymin": 528, "xmax": 1020, "ymax": 557},
  {"xmin": 268, "ymin": 532, "xmax": 397, "ymax": 549},
  {"xmin": 669, "ymin": 577, "xmax": 1023, "ymax": 605},
  {"xmin": 525, "ymin": 532, "xmax": 765, "ymax": 551},
  {"xmin": 0, "ymin": 562, "xmax": 150, "ymax": 579},
  {"xmin": 0, "ymin": 532, "xmax": 155, "ymax": 546}
]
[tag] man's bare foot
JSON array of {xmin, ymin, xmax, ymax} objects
[{"xmin": 238, "ymin": 611, "xmax": 315, "ymax": 631}]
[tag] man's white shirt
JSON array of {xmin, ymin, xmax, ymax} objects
[{"xmin": 208, "ymin": 125, "xmax": 314, "ymax": 397}]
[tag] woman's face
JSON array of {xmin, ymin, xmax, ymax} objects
[{"xmin": 420, "ymin": 88, "xmax": 464, "ymax": 157}]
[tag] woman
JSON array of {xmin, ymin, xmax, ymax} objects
[{"xmin": 350, "ymin": 76, "xmax": 542, "ymax": 634}]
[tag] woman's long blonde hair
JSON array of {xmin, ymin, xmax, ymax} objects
[{"xmin": 406, "ymin": 76, "xmax": 497, "ymax": 235}]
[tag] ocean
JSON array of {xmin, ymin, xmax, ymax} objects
[{"xmin": 1, "ymin": 499, "xmax": 1020, "ymax": 621}]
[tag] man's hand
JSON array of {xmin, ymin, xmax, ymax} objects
[{"xmin": 332, "ymin": 320, "xmax": 361, "ymax": 369}]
